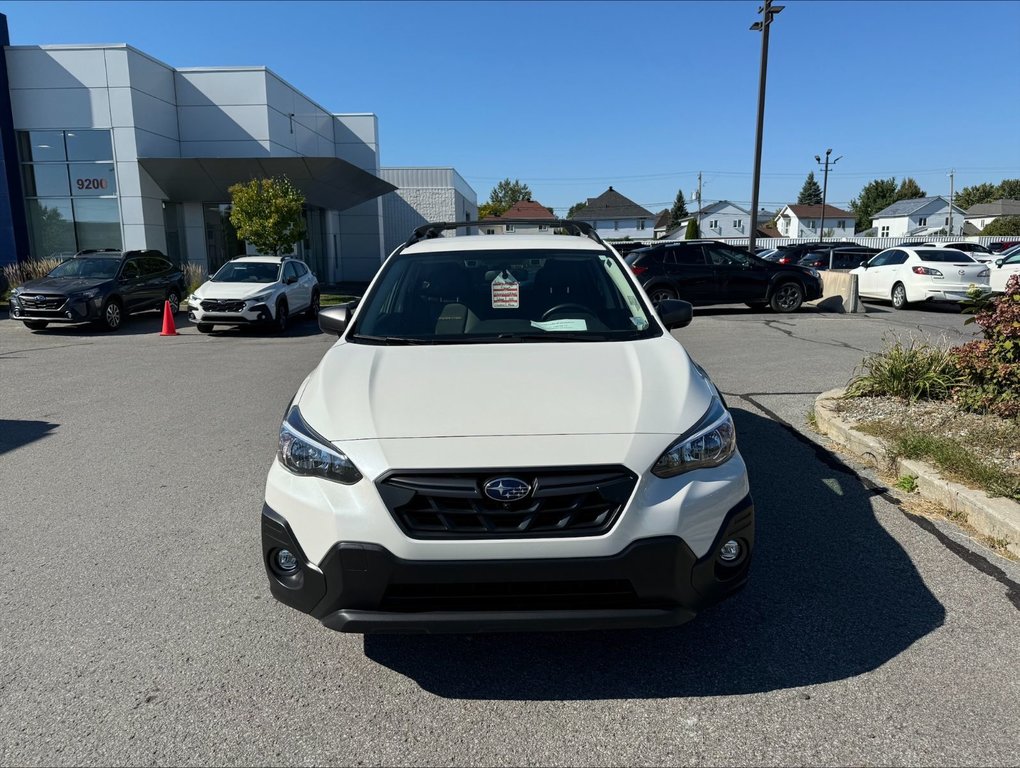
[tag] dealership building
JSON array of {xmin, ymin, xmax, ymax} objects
[{"xmin": 0, "ymin": 13, "xmax": 476, "ymax": 282}]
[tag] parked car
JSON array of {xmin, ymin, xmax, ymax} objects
[
  {"xmin": 626, "ymin": 240, "xmax": 822, "ymax": 312},
  {"xmin": 188, "ymin": 256, "xmax": 319, "ymax": 333},
  {"xmin": 921, "ymin": 241, "xmax": 995, "ymax": 263},
  {"xmin": 768, "ymin": 242, "xmax": 830, "ymax": 264},
  {"xmin": 262, "ymin": 220, "xmax": 753, "ymax": 634},
  {"xmin": 987, "ymin": 240, "xmax": 1020, "ymax": 254},
  {"xmin": 8, "ymin": 249, "xmax": 185, "ymax": 331},
  {"xmin": 990, "ymin": 249, "xmax": 1020, "ymax": 293},
  {"xmin": 797, "ymin": 246, "xmax": 879, "ymax": 271},
  {"xmin": 849, "ymin": 247, "xmax": 990, "ymax": 309}
]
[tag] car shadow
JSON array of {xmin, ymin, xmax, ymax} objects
[
  {"xmin": 197, "ymin": 313, "xmax": 325, "ymax": 339},
  {"xmin": 689, "ymin": 305, "xmax": 819, "ymax": 318},
  {"xmin": 860, "ymin": 300, "xmax": 963, "ymax": 315},
  {"xmin": 6, "ymin": 310, "xmax": 324, "ymax": 338},
  {"xmin": 0, "ymin": 419, "xmax": 59, "ymax": 455},
  {"xmin": 363, "ymin": 408, "xmax": 945, "ymax": 700}
]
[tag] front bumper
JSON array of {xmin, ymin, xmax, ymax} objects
[
  {"xmin": 261, "ymin": 494, "xmax": 754, "ymax": 634},
  {"xmin": 10, "ymin": 295, "xmax": 102, "ymax": 324},
  {"xmin": 188, "ymin": 302, "xmax": 272, "ymax": 325}
]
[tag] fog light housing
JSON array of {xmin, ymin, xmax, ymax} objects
[
  {"xmin": 275, "ymin": 549, "xmax": 299, "ymax": 573},
  {"xmin": 719, "ymin": 539, "xmax": 742, "ymax": 563}
]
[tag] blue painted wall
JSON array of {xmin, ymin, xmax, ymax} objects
[{"xmin": 0, "ymin": 13, "xmax": 30, "ymax": 267}]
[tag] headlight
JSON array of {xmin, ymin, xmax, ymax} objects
[
  {"xmin": 188, "ymin": 294, "xmax": 202, "ymax": 305},
  {"xmin": 807, "ymin": 268, "xmax": 820, "ymax": 279},
  {"xmin": 278, "ymin": 405, "xmax": 362, "ymax": 485},
  {"xmin": 249, "ymin": 291, "xmax": 273, "ymax": 304},
  {"xmin": 11, "ymin": 286, "xmax": 22, "ymax": 297},
  {"xmin": 652, "ymin": 397, "xmax": 736, "ymax": 478}
]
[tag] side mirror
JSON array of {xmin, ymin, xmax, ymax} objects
[
  {"xmin": 656, "ymin": 298, "xmax": 694, "ymax": 330},
  {"xmin": 318, "ymin": 305, "xmax": 350, "ymax": 336},
  {"xmin": 285, "ymin": 275, "xmax": 298, "ymax": 285},
  {"xmin": 995, "ymin": 259, "xmax": 1004, "ymax": 267}
]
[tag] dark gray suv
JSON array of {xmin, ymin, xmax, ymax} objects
[{"xmin": 9, "ymin": 249, "xmax": 186, "ymax": 331}]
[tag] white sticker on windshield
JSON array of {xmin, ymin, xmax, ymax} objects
[
  {"xmin": 530, "ymin": 319, "xmax": 588, "ymax": 331},
  {"xmin": 630, "ymin": 316, "xmax": 649, "ymax": 330},
  {"xmin": 491, "ymin": 271, "xmax": 520, "ymax": 308}
]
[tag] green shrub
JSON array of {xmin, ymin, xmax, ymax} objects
[
  {"xmin": 183, "ymin": 263, "xmax": 207, "ymax": 294},
  {"xmin": 685, "ymin": 219, "xmax": 700, "ymax": 239},
  {"xmin": 844, "ymin": 337, "xmax": 965, "ymax": 401},
  {"xmin": 952, "ymin": 275, "xmax": 1020, "ymax": 419},
  {"xmin": 980, "ymin": 215, "xmax": 1020, "ymax": 237}
]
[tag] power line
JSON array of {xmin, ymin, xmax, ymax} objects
[{"xmin": 463, "ymin": 166, "xmax": 1020, "ymax": 183}]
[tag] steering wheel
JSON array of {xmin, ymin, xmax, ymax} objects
[{"xmin": 541, "ymin": 303, "xmax": 593, "ymax": 321}]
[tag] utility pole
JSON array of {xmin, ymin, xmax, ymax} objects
[
  {"xmin": 748, "ymin": 0, "xmax": 784, "ymax": 256},
  {"xmin": 697, "ymin": 172, "xmax": 703, "ymax": 233},
  {"xmin": 814, "ymin": 148, "xmax": 842, "ymax": 266},
  {"xmin": 947, "ymin": 169, "xmax": 955, "ymax": 236}
]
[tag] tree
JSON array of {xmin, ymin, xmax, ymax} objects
[
  {"xmin": 486, "ymin": 178, "xmax": 532, "ymax": 216},
  {"xmin": 955, "ymin": 182, "xmax": 998, "ymax": 211},
  {"xmin": 685, "ymin": 219, "xmax": 701, "ymax": 239},
  {"xmin": 669, "ymin": 189, "xmax": 689, "ymax": 228},
  {"xmin": 849, "ymin": 177, "xmax": 898, "ymax": 232},
  {"xmin": 477, "ymin": 202, "xmax": 502, "ymax": 220},
  {"xmin": 896, "ymin": 177, "xmax": 926, "ymax": 200},
  {"xmin": 981, "ymin": 216, "xmax": 1020, "ymax": 236},
  {"xmin": 797, "ymin": 172, "xmax": 823, "ymax": 205},
  {"xmin": 566, "ymin": 201, "xmax": 586, "ymax": 219},
  {"xmin": 228, "ymin": 176, "xmax": 306, "ymax": 256},
  {"xmin": 997, "ymin": 179, "xmax": 1020, "ymax": 200}
]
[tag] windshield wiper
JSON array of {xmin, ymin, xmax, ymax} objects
[
  {"xmin": 462, "ymin": 332, "xmax": 615, "ymax": 343},
  {"xmin": 348, "ymin": 334, "xmax": 434, "ymax": 345}
]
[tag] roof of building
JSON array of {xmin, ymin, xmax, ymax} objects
[
  {"xmin": 964, "ymin": 199, "xmax": 1020, "ymax": 218},
  {"xmin": 756, "ymin": 222, "xmax": 783, "ymax": 238},
  {"xmin": 871, "ymin": 196, "xmax": 953, "ymax": 219},
  {"xmin": 568, "ymin": 187, "xmax": 654, "ymax": 221},
  {"xmin": 654, "ymin": 209, "xmax": 671, "ymax": 229},
  {"xmin": 479, "ymin": 199, "xmax": 556, "ymax": 222},
  {"xmin": 699, "ymin": 200, "xmax": 751, "ymax": 216},
  {"xmin": 785, "ymin": 203, "xmax": 853, "ymax": 219}
]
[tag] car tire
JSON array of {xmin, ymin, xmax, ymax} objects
[
  {"xmin": 274, "ymin": 299, "xmax": 289, "ymax": 333},
  {"xmin": 648, "ymin": 286, "xmax": 677, "ymax": 303},
  {"xmin": 769, "ymin": 282, "xmax": 803, "ymax": 313},
  {"xmin": 196, "ymin": 323, "xmax": 213, "ymax": 333},
  {"xmin": 23, "ymin": 320, "xmax": 48, "ymax": 330},
  {"xmin": 306, "ymin": 290, "xmax": 320, "ymax": 319},
  {"xmin": 100, "ymin": 298, "xmax": 124, "ymax": 331},
  {"xmin": 891, "ymin": 282, "xmax": 910, "ymax": 310},
  {"xmin": 166, "ymin": 290, "xmax": 181, "ymax": 314}
]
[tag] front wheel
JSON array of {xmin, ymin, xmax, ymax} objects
[
  {"xmin": 274, "ymin": 300, "xmax": 289, "ymax": 333},
  {"xmin": 891, "ymin": 282, "xmax": 910, "ymax": 310},
  {"xmin": 23, "ymin": 320, "xmax": 48, "ymax": 330},
  {"xmin": 770, "ymin": 282, "xmax": 804, "ymax": 313},
  {"xmin": 100, "ymin": 298, "xmax": 123, "ymax": 331}
]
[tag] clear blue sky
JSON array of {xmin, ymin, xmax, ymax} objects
[{"xmin": 5, "ymin": 0, "xmax": 1019, "ymax": 216}]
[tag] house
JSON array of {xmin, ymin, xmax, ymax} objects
[
  {"xmin": 963, "ymin": 199, "xmax": 1020, "ymax": 235},
  {"xmin": 567, "ymin": 187, "xmax": 654, "ymax": 239},
  {"xmin": 660, "ymin": 202, "xmax": 775, "ymax": 240},
  {"xmin": 775, "ymin": 204, "xmax": 855, "ymax": 239},
  {"xmin": 870, "ymin": 196, "xmax": 968, "ymax": 238},
  {"xmin": 479, "ymin": 199, "xmax": 555, "ymax": 235},
  {"xmin": 653, "ymin": 209, "xmax": 671, "ymax": 239}
]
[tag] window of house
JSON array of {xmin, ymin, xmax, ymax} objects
[
  {"xmin": 880, "ymin": 225, "xmax": 889, "ymax": 237},
  {"xmin": 485, "ymin": 228, "xmax": 495, "ymax": 235},
  {"xmin": 944, "ymin": 217, "xmax": 949, "ymax": 225},
  {"xmin": 709, "ymin": 219, "xmax": 719, "ymax": 229},
  {"xmin": 505, "ymin": 224, "xmax": 515, "ymax": 233},
  {"xmin": 837, "ymin": 220, "xmax": 845, "ymax": 229},
  {"xmin": 809, "ymin": 220, "xmax": 816, "ymax": 230},
  {"xmin": 637, "ymin": 219, "xmax": 646, "ymax": 230},
  {"xmin": 733, "ymin": 219, "xmax": 741, "ymax": 229},
  {"xmin": 613, "ymin": 221, "xmax": 619, "ymax": 230},
  {"xmin": 918, "ymin": 217, "xmax": 927, "ymax": 227},
  {"xmin": 538, "ymin": 224, "xmax": 549, "ymax": 231}
]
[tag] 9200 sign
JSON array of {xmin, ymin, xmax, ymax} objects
[{"xmin": 76, "ymin": 178, "xmax": 109, "ymax": 190}]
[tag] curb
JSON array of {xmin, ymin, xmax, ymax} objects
[{"xmin": 814, "ymin": 388, "xmax": 1020, "ymax": 558}]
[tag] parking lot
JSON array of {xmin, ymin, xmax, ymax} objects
[{"xmin": 1, "ymin": 303, "xmax": 1018, "ymax": 766}]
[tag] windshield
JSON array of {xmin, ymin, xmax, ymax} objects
[
  {"xmin": 917, "ymin": 249, "xmax": 976, "ymax": 263},
  {"xmin": 349, "ymin": 249, "xmax": 660, "ymax": 344},
  {"xmin": 46, "ymin": 258, "xmax": 121, "ymax": 279},
  {"xmin": 211, "ymin": 262, "xmax": 280, "ymax": 283}
]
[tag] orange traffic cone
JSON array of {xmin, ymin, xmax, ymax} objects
[{"xmin": 159, "ymin": 299, "xmax": 179, "ymax": 336}]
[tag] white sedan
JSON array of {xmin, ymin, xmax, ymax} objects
[
  {"xmin": 990, "ymin": 248, "xmax": 1020, "ymax": 293},
  {"xmin": 850, "ymin": 246, "xmax": 990, "ymax": 309}
]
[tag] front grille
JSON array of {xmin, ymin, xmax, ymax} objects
[
  {"xmin": 19, "ymin": 294, "xmax": 65, "ymax": 310},
  {"xmin": 381, "ymin": 579, "xmax": 638, "ymax": 612},
  {"xmin": 377, "ymin": 466, "xmax": 637, "ymax": 539},
  {"xmin": 201, "ymin": 299, "xmax": 246, "ymax": 312}
]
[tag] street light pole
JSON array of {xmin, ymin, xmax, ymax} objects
[{"xmin": 748, "ymin": 0, "xmax": 783, "ymax": 256}]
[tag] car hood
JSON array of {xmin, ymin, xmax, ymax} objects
[
  {"xmin": 194, "ymin": 281, "xmax": 278, "ymax": 300},
  {"xmin": 18, "ymin": 277, "xmax": 111, "ymax": 295},
  {"xmin": 298, "ymin": 337, "xmax": 715, "ymax": 441}
]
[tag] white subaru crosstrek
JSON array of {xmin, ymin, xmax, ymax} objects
[
  {"xmin": 262, "ymin": 221, "xmax": 753, "ymax": 633},
  {"xmin": 188, "ymin": 256, "xmax": 319, "ymax": 333}
]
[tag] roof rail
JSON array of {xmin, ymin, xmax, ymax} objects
[{"xmin": 402, "ymin": 219, "xmax": 610, "ymax": 249}]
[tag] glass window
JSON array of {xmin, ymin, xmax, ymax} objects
[
  {"xmin": 65, "ymin": 130, "xmax": 113, "ymax": 162},
  {"xmin": 673, "ymin": 246, "xmax": 707, "ymax": 266},
  {"xmin": 22, "ymin": 164, "xmax": 70, "ymax": 197},
  {"xmin": 284, "ymin": 262, "xmax": 299, "ymax": 281},
  {"xmin": 47, "ymin": 257, "xmax": 122, "ymax": 279},
  {"xmin": 917, "ymin": 249, "xmax": 975, "ymax": 263},
  {"xmin": 141, "ymin": 257, "xmax": 171, "ymax": 275},
  {"xmin": 705, "ymin": 244, "xmax": 752, "ymax": 267},
  {"xmin": 918, "ymin": 217, "xmax": 927, "ymax": 227},
  {"xmin": 17, "ymin": 131, "xmax": 66, "ymax": 162},
  {"xmin": 637, "ymin": 220, "xmax": 646, "ymax": 230},
  {"xmin": 211, "ymin": 261, "xmax": 280, "ymax": 283},
  {"xmin": 69, "ymin": 163, "xmax": 116, "ymax": 196},
  {"xmin": 122, "ymin": 260, "xmax": 141, "ymax": 279},
  {"xmin": 27, "ymin": 198, "xmax": 76, "ymax": 258},
  {"xmin": 72, "ymin": 198, "xmax": 122, "ymax": 251}
]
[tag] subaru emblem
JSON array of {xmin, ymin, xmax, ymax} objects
[
  {"xmin": 35, "ymin": 295, "xmax": 46, "ymax": 301},
  {"xmin": 958, "ymin": 269, "xmax": 966, "ymax": 276},
  {"xmin": 483, "ymin": 477, "xmax": 531, "ymax": 502}
]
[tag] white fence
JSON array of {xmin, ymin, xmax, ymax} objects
[{"xmin": 620, "ymin": 235, "xmax": 1012, "ymax": 250}]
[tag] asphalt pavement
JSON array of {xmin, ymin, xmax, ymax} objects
[{"xmin": 0, "ymin": 303, "xmax": 1017, "ymax": 767}]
